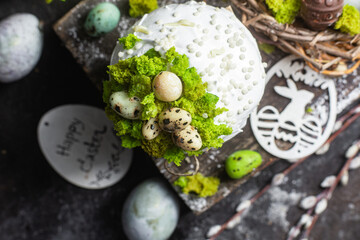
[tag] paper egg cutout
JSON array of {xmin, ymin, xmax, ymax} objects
[
  {"xmin": 0, "ymin": 13, "xmax": 43, "ymax": 83},
  {"xmin": 122, "ymin": 178, "xmax": 179, "ymax": 240},
  {"xmin": 37, "ymin": 105, "xmax": 132, "ymax": 189},
  {"xmin": 250, "ymin": 55, "xmax": 337, "ymax": 162}
]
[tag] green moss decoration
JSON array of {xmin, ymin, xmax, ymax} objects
[
  {"xmin": 334, "ymin": 4, "xmax": 360, "ymax": 36},
  {"xmin": 174, "ymin": 173, "xmax": 220, "ymax": 198},
  {"xmin": 129, "ymin": 0, "xmax": 158, "ymax": 18},
  {"xmin": 265, "ymin": 0, "xmax": 301, "ymax": 24}
]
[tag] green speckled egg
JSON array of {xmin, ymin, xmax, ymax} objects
[
  {"xmin": 84, "ymin": 2, "xmax": 120, "ymax": 37},
  {"xmin": 225, "ymin": 150, "xmax": 262, "ymax": 179}
]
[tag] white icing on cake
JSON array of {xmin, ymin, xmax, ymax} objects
[{"xmin": 110, "ymin": 1, "xmax": 266, "ymax": 142}]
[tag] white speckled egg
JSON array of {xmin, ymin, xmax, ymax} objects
[
  {"xmin": 152, "ymin": 71, "xmax": 183, "ymax": 102},
  {"xmin": 109, "ymin": 91, "xmax": 142, "ymax": 119},
  {"xmin": 122, "ymin": 178, "xmax": 179, "ymax": 240},
  {"xmin": 158, "ymin": 108, "xmax": 191, "ymax": 132},
  {"xmin": 0, "ymin": 13, "xmax": 43, "ymax": 83},
  {"xmin": 172, "ymin": 125, "xmax": 202, "ymax": 151},
  {"xmin": 142, "ymin": 118, "xmax": 161, "ymax": 140}
]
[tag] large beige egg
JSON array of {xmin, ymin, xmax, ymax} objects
[
  {"xmin": 0, "ymin": 13, "xmax": 43, "ymax": 83},
  {"xmin": 152, "ymin": 71, "xmax": 183, "ymax": 102}
]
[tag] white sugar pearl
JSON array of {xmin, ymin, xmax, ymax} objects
[{"xmin": 118, "ymin": 51, "xmax": 124, "ymax": 58}]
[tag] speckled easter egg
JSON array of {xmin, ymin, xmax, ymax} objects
[
  {"xmin": 122, "ymin": 178, "xmax": 179, "ymax": 240},
  {"xmin": 84, "ymin": 2, "xmax": 120, "ymax": 37},
  {"xmin": 0, "ymin": 13, "xmax": 43, "ymax": 83},
  {"xmin": 225, "ymin": 150, "xmax": 262, "ymax": 179}
]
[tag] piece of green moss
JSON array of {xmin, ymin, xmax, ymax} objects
[
  {"xmin": 258, "ymin": 43, "xmax": 276, "ymax": 54},
  {"xmin": 174, "ymin": 173, "xmax": 220, "ymax": 198},
  {"xmin": 265, "ymin": 0, "xmax": 301, "ymax": 24},
  {"xmin": 118, "ymin": 33, "xmax": 141, "ymax": 50},
  {"xmin": 334, "ymin": 4, "xmax": 360, "ymax": 36},
  {"xmin": 129, "ymin": 0, "xmax": 158, "ymax": 18}
]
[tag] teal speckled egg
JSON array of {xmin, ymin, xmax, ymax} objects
[{"xmin": 84, "ymin": 2, "xmax": 120, "ymax": 37}]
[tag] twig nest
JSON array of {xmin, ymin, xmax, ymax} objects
[
  {"xmin": 158, "ymin": 108, "xmax": 191, "ymax": 132},
  {"xmin": 142, "ymin": 118, "xmax": 161, "ymax": 140},
  {"xmin": 172, "ymin": 125, "xmax": 202, "ymax": 151},
  {"xmin": 152, "ymin": 71, "xmax": 183, "ymax": 102},
  {"xmin": 300, "ymin": 0, "xmax": 344, "ymax": 31},
  {"xmin": 109, "ymin": 91, "xmax": 142, "ymax": 119}
]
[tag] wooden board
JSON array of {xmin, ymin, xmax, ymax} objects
[{"xmin": 54, "ymin": 0, "xmax": 360, "ymax": 214}]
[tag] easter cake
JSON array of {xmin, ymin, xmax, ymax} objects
[{"xmin": 103, "ymin": 1, "xmax": 266, "ymax": 166}]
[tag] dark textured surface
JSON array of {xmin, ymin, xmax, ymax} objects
[{"xmin": 0, "ymin": 1, "xmax": 360, "ymax": 240}]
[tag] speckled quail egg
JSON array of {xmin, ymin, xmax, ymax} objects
[
  {"xmin": 172, "ymin": 125, "xmax": 202, "ymax": 151},
  {"xmin": 84, "ymin": 2, "xmax": 121, "ymax": 37},
  {"xmin": 158, "ymin": 108, "xmax": 191, "ymax": 132},
  {"xmin": 142, "ymin": 117, "xmax": 161, "ymax": 140},
  {"xmin": 0, "ymin": 13, "xmax": 43, "ymax": 83},
  {"xmin": 109, "ymin": 91, "xmax": 142, "ymax": 119},
  {"xmin": 122, "ymin": 178, "xmax": 179, "ymax": 240},
  {"xmin": 152, "ymin": 71, "xmax": 183, "ymax": 102}
]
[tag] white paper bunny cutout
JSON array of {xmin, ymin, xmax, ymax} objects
[{"xmin": 251, "ymin": 55, "xmax": 337, "ymax": 161}]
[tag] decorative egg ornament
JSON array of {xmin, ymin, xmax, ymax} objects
[
  {"xmin": 84, "ymin": 2, "xmax": 121, "ymax": 37},
  {"xmin": 250, "ymin": 55, "xmax": 337, "ymax": 162},
  {"xmin": 122, "ymin": 178, "xmax": 179, "ymax": 240},
  {"xmin": 0, "ymin": 13, "xmax": 43, "ymax": 83},
  {"xmin": 300, "ymin": 0, "xmax": 344, "ymax": 31}
]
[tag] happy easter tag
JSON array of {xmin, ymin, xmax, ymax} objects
[{"xmin": 38, "ymin": 104, "xmax": 132, "ymax": 189}]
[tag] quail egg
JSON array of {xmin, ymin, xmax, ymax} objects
[
  {"xmin": 142, "ymin": 117, "xmax": 161, "ymax": 140},
  {"xmin": 109, "ymin": 91, "xmax": 142, "ymax": 119},
  {"xmin": 172, "ymin": 125, "xmax": 202, "ymax": 151},
  {"xmin": 158, "ymin": 108, "xmax": 191, "ymax": 132}
]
